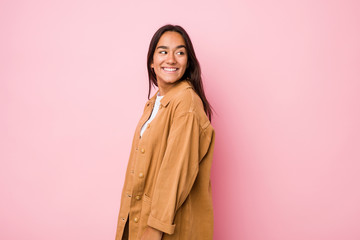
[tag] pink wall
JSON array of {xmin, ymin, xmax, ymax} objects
[{"xmin": 1, "ymin": 0, "xmax": 360, "ymax": 239}]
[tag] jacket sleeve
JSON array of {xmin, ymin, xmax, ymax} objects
[{"xmin": 147, "ymin": 111, "xmax": 203, "ymax": 235}]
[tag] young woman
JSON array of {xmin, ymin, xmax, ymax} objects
[{"xmin": 115, "ymin": 24, "xmax": 215, "ymax": 240}]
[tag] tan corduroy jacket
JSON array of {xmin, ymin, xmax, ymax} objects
[{"xmin": 115, "ymin": 80, "xmax": 215, "ymax": 240}]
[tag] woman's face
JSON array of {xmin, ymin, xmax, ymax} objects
[{"xmin": 151, "ymin": 31, "xmax": 188, "ymax": 88}]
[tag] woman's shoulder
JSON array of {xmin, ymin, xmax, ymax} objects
[
  {"xmin": 175, "ymin": 86, "xmax": 200, "ymax": 106},
  {"xmin": 169, "ymin": 87, "xmax": 211, "ymax": 126}
]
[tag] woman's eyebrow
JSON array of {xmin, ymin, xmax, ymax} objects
[{"xmin": 156, "ymin": 45, "xmax": 186, "ymax": 49}]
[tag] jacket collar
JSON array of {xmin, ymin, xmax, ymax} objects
[
  {"xmin": 147, "ymin": 80, "xmax": 193, "ymax": 107},
  {"xmin": 160, "ymin": 80, "xmax": 193, "ymax": 107}
]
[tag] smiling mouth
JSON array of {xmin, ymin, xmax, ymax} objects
[{"xmin": 162, "ymin": 67, "xmax": 179, "ymax": 73}]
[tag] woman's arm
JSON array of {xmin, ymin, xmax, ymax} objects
[{"xmin": 146, "ymin": 111, "xmax": 208, "ymax": 235}]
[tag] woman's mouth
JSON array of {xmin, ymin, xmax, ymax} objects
[{"xmin": 162, "ymin": 67, "xmax": 178, "ymax": 73}]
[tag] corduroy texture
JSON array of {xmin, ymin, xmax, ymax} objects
[{"xmin": 115, "ymin": 80, "xmax": 215, "ymax": 240}]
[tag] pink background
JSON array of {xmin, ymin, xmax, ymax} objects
[{"xmin": 1, "ymin": 0, "xmax": 360, "ymax": 239}]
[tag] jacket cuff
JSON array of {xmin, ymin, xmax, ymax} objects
[{"xmin": 147, "ymin": 214, "xmax": 176, "ymax": 235}]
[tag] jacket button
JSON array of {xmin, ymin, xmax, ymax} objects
[
  {"xmin": 138, "ymin": 173, "xmax": 144, "ymax": 178},
  {"xmin": 134, "ymin": 217, "xmax": 139, "ymax": 223},
  {"xmin": 141, "ymin": 148, "xmax": 145, "ymax": 153},
  {"xmin": 135, "ymin": 195, "xmax": 141, "ymax": 200}
]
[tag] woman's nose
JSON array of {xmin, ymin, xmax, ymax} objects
[{"xmin": 166, "ymin": 53, "xmax": 176, "ymax": 64}]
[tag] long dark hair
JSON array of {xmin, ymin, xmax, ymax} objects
[{"xmin": 147, "ymin": 24, "xmax": 213, "ymax": 122}]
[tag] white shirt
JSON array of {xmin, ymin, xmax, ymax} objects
[{"xmin": 140, "ymin": 92, "xmax": 164, "ymax": 137}]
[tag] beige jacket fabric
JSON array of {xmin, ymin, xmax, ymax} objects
[{"xmin": 115, "ymin": 80, "xmax": 215, "ymax": 240}]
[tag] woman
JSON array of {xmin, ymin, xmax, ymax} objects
[{"xmin": 115, "ymin": 24, "xmax": 215, "ymax": 240}]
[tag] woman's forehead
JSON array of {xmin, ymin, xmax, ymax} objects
[{"xmin": 157, "ymin": 31, "xmax": 186, "ymax": 47}]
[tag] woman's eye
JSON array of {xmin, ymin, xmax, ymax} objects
[
  {"xmin": 177, "ymin": 51, "xmax": 185, "ymax": 55},
  {"xmin": 159, "ymin": 51, "xmax": 167, "ymax": 54}
]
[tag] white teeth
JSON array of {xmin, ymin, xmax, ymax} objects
[{"xmin": 163, "ymin": 68, "xmax": 177, "ymax": 72}]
